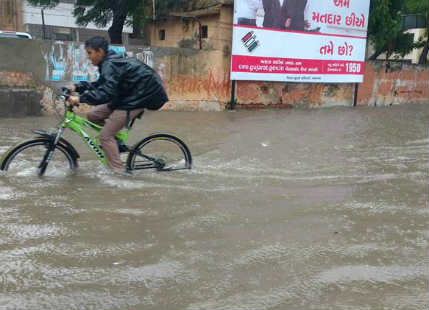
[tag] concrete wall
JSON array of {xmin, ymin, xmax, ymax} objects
[
  {"xmin": 357, "ymin": 61, "xmax": 429, "ymax": 106},
  {"xmin": 0, "ymin": 38, "xmax": 45, "ymax": 117},
  {"xmin": 145, "ymin": 7, "xmax": 233, "ymax": 52},
  {"xmin": 234, "ymin": 62, "xmax": 429, "ymax": 109},
  {"xmin": 0, "ymin": 37, "xmax": 233, "ymax": 113},
  {"xmin": 156, "ymin": 49, "xmax": 230, "ymax": 111}
]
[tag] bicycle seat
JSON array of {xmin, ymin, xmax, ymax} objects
[{"xmin": 128, "ymin": 111, "xmax": 144, "ymax": 129}]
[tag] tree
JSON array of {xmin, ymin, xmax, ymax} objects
[
  {"xmin": 405, "ymin": 0, "xmax": 428, "ymax": 64},
  {"xmin": 27, "ymin": 0, "xmax": 185, "ymax": 44},
  {"xmin": 368, "ymin": 0, "xmax": 415, "ymax": 61},
  {"xmin": 74, "ymin": 0, "xmax": 144, "ymax": 44}
]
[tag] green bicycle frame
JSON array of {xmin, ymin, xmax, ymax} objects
[{"xmin": 60, "ymin": 110, "xmax": 131, "ymax": 168}]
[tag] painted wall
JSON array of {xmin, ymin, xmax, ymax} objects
[
  {"xmin": 357, "ymin": 61, "xmax": 429, "ymax": 106},
  {"xmin": 234, "ymin": 62, "xmax": 429, "ymax": 108}
]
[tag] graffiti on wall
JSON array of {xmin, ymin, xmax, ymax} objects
[
  {"xmin": 42, "ymin": 42, "xmax": 154, "ymax": 83},
  {"xmin": 134, "ymin": 50, "xmax": 154, "ymax": 68},
  {"xmin": 166, "ymin": 70, "xmax": 230, "ymax": 100},
  {"xmin": 42, "ymin": 41, "xmax": 98, "ymax": 82}
]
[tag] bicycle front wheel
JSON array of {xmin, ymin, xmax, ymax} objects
[
  {"xmin": 126, "ymin": 134, "xmax": 192, "ymax": 172},
  {"xmin": 0, "ymin": 138, "xmax": 77, "ymax": 177}
]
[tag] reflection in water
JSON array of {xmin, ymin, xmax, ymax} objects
[{"xmin": 0, "ymin": 105, "xmax": 428, "ymax": 310}]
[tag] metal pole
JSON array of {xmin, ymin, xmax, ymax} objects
[
  {"xmin": 353, "ymin": 83, "xmax": 359, "ymax": 107},
  {"xmin": 152, "ymin": 0, "xmax": 156, "ymax": 20},
  {"xmin": 230, "ymin": 80, "xmax": 236, "ymax": 109},
  {"xmin": 41, "ymin": 8, "xmax": 46, "ymax": 39}
]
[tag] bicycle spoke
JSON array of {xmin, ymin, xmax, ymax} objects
[
  {"xmin": 127, "ymin": 134, "xmax": 192, "ymax": 173},
  {"xmin": 1, "ymin": 140, "xmax": 76, "ymax": 177}
]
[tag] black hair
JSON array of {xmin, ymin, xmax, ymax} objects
[{"xmin": 84, "ymin": 36, "xmax": 109, "ymax": 53}]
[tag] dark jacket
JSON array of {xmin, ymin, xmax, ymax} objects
[
  {"xmin": 75, "ymin": 50, "xmax": 168, "ymax": 110},
  {"xmin": 262, "ymin": 0, "xmax": 307, "ymax": 31},
  {"xmin": 286, "ymin": 0, "xmax": 307, "ymax": 31},
  {"xmin": 262, "ymin": 0, "xmax": 287, "ymax": 29}
]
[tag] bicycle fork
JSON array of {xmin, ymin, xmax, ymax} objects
[{"xmin": 38, "ymin": 127, "xmax": 65, "ymax": 176}]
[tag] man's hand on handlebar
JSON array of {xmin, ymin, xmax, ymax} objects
[{"xmin": 67, "ymin": 95, "xmax": 80, "ymax": 106}]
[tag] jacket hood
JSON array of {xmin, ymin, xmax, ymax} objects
[
  {"xmin": 106, "ymin": 49, "xmax": 125, "ymax": 60},
  {"xmin": 98, "ymin": 50, "xmax": 124, "ymax": 67}
]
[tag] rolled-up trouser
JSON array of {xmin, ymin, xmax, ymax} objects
[{"xmin": 86, "ymin": 104, "xmax": 145, "ymax": 171}]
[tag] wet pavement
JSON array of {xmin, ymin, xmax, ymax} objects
[{"xmin": 0, "ymin": 104, "xmax": 428, "ymax": 310}]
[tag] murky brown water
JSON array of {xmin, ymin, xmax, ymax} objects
[{"xmin": 0, "ymin": 105, "xmax": 428, "ymax": 310}]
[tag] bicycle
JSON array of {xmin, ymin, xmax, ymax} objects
[{"xmin": 0, "ymin": 88, "xmax": 192, "ymax": 176}]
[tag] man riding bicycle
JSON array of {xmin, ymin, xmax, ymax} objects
[{"xmin": 68, "ymin": 36, "xmax": 168, "ymax": 173}]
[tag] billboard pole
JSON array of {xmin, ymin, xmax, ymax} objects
[
  {"xmin": 229, "ymin": 80, "xmax": 236, "ymax": 110},
  {"xmin": 353, "ymin": 83, "xmax": 359, "ymax": 107},
  {"xmin": 41, "ymin": 8, "xmax": 46, "ymax": 39}
]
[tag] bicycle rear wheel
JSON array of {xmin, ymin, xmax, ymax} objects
[
  {"xmin": 0, "ymin": 138, "xmax": 77, "ymax": 177},
  {"xmin": 126, "ymin": 134, "xmax": 192, "ymax": 172}
]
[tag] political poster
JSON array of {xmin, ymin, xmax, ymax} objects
[{"xmin": 231, "ymin": 0, "xmax": 371, "ymax": 83}]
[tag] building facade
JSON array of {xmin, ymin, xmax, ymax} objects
[
  {"xmin": 23, "ymin": 0, "xmax": 133, "ymax": 42},
  {"xmin": 0, "ymin": 0, "xmax": 133, "ymax": 42},
  {"xmin": 0, "ymin": 0, "xmax": 24, "ymax": 31},
  {"xmin": 144, "ymin": 0, "xmax": 233, "ymax": 51}
]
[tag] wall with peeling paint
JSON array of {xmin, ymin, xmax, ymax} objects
[
  {"xmin": 234, "ymin": 62, "xmax": 429, "ymax": 109},
  {"xmin": 155, "ymin": 50, "xmax": 231, "ymax": 111},
  {"xmin": 357, "ymin": 61, "xmax": 429, "ymax": 107}
]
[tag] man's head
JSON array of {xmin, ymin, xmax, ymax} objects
[{"xmin": 85, "ymin": 36, "xmax": 109, "ymax": 66}]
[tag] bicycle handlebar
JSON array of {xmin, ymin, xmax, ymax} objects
[
  {"xmin": 59, "ymin": 87, "xmax": 71, "ymax": 100},
  {"xmin": 51, "ymin": 88, "xmax": 80, "ymax": 119}
]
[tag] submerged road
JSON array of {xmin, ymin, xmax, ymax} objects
[{"xmin": 0, "ymin": 104, "xmax": 428, "ymax": 309}]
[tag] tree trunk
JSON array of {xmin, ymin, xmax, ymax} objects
[
  {"xmin": 131, "ymin": 18, "xmax": 142, "ymax": 39},
  {"xmin": 418, "ymin": 40, "xmax": 428, "ymax": 64},
  {"xmin": 369, "ymin": 47, "xmax": 385, "ymax": 60},
  {"xmin": 108, "ymin": 12, "xmax": 127, "ymax": 44}
]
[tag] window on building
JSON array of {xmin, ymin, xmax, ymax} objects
[
  {"xmin": 403, "ymin": 14, "xmax": 427, "ymax": 31},
  {"xmin": 159, "ymin": 29, "xmax": 165, "ymax": 40},
  {"xmin": 201, "ymin": 25, "xmax": 208, "ymax": 39}
]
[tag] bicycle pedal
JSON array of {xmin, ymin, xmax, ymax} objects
[{"xmin": 117, "ymin": 141, "xmax": 128, "ymax": 153}]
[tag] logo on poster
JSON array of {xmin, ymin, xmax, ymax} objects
[{"xmin": 241, "ymin": 31, "xmax": 259, "ymax": 52}]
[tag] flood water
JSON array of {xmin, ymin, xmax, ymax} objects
[{"xmin": 0, "ymin": 104, "xmax": 428, "ymax": 310}]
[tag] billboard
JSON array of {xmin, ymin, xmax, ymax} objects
[{"xmin": 231, "ymin": 0, "xmax": 371, "ymax": 83}]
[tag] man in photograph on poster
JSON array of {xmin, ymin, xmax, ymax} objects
[
  {"xmin": 262, "ymin": 0, "xmax": 286, "ymax": 28},
  {"xmin": 235, "ymin": 0, "xmax": 263, "ymax": 26},
  {"xmin": 303, "ymin": 0, "xmax": 321, "ymax": 32},
  {"xmin": 231, "ymin": 0, "xmax": 371, "ymax": 83},
  {"xmin": 262, "ymin": 0, "xmax": 307, "ymax": 31},
  {"xmin": 285, "ymin": 0, "xmax": 308, "ymax": 31}
]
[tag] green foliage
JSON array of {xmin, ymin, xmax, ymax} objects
[
  {"xmin": 368, "ymin": 0, "xmax": 429, "ymax": 63},
  {"xmin": 405, "ymin": 0, "xmax": 429, "ymax": 13},
  {"xmin": 368, "ymin": 0, "xmax": 414, "ymax": 60},
  {"xmin": 405, "ymin": 0, "xmax": 429, "ymax": 63},
  {"xmin": 27, "ymin": 0, "xmax": 192, "ymax": 43}
]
